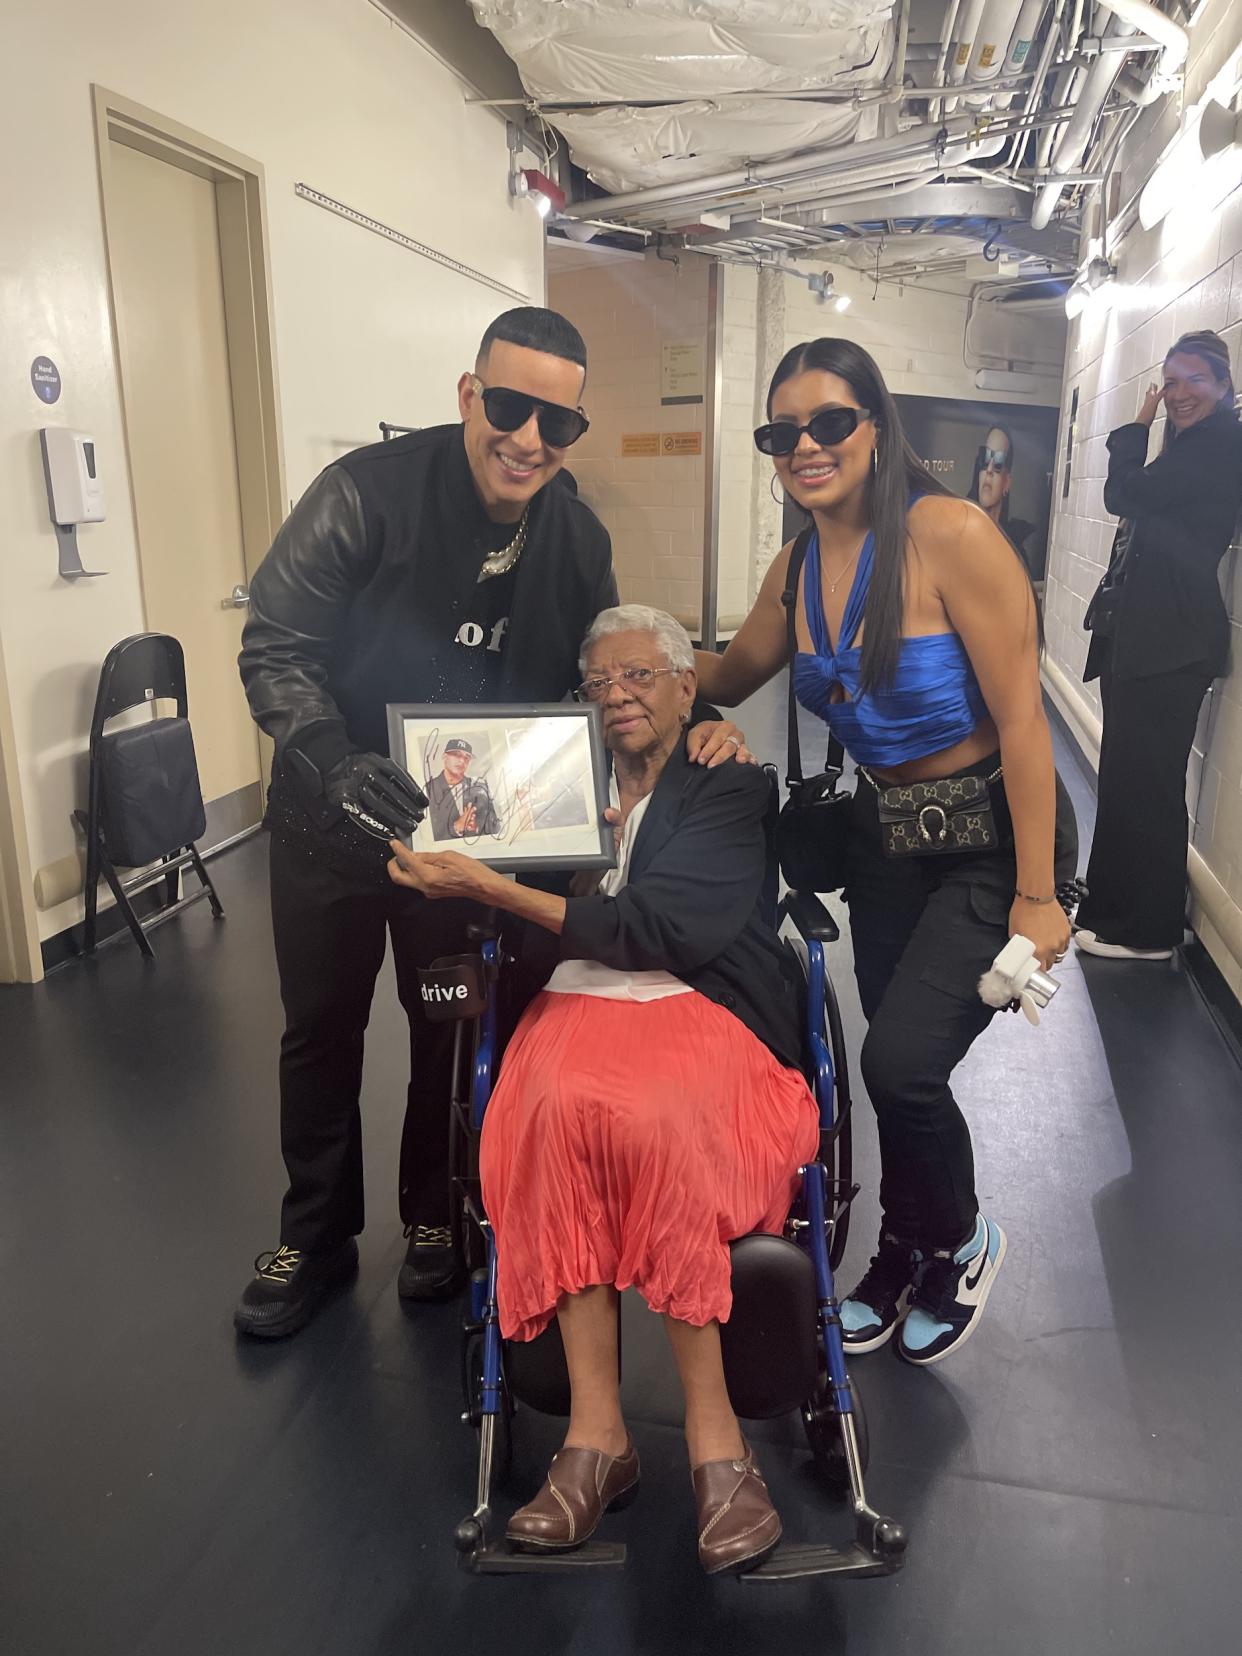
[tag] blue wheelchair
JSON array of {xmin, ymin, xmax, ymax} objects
[{"xmin": 421, "ymin": 809, "xmax": 907, "ymax": 1583}]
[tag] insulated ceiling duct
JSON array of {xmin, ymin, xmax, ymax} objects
[
  {"xmin": 548, "ymin": 98, "xmax": 878, "ymax": 196},
  {"xmin": 469, "ymin": 0, "xmax": 893, "ymax": 191}
]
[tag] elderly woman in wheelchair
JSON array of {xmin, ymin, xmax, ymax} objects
[{"xmin": 389, "ymin": 603, "xmax": 821, "ymax": 1574}]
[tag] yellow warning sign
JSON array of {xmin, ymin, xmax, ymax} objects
[
  {"xmin": 621, "ymin": 433, "xmax": 660, "ymax": 457},
  {"xmin": 661, "ymin": 431, "xmax": 703, "ymax": 456}
]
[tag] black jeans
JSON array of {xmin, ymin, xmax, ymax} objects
[
  {"xmin": 269, "ymin": 836, "xmax": 553, "ymax": 1252},
  {"xmin": 1077, "ymin": 645, "xmax": 1212, "ymax": 950},
  {"xmin": 846, "ymin": 758, "xmax": 1078, "ymax": 1251}
]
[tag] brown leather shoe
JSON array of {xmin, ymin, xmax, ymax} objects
[
  {"xmin": 692, "ymin": 1442, "xmax": 782, "ymax": 1575},
  {"xmin": 506, "ymin": 1439, "xmax": 640, "ymax": 1552}
]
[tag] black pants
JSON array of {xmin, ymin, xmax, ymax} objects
[
  {"xmin": 846, "ymin": 760, "xmax": 1078, "ymax": 1251},
  {"xmin": 269, "ymin": 837, "xmax": 553, "ymax": 1252},
  {"xmin": 269, "ymin": 837, "xmax": 480, "ymax": 1250},
  {"xmin": 1076, "ymin": 647, "xmax": 1212, "ymax": 950}
]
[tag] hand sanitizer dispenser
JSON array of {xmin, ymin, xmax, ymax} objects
[{"xmin": 39, "ymin": 428, "xmax": 107, "ymax": 578}]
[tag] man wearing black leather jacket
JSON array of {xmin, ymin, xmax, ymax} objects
[
  {"xmin": 233, "ymin": 307, "xmax": 748, "ymax": 1338},
  {"xmin": 232, "ymin": 308, "xmax": 622, "ymax": 1336}
]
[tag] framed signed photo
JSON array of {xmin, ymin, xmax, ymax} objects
[{"xmin": 386, "ymin": 703, "xmax": 615, "ymax": 872}]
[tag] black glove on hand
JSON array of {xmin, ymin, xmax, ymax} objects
[{"xmin": 287, "ymin": 749, "xmax": 427, "ymax": 840}]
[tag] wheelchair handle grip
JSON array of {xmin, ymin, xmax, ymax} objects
[{"xmin": 780, "ymin": 890, "xmax": 840, "ymax": 945}]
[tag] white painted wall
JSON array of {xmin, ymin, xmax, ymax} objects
[
  {"xmin": 1041, "ymin": 1, "xmax": 1242, "ymax": 1000},
  {"xmin": 0, "ymin": 0, "xmax": 545, "ymax": 951},
  {"xmin": 548, "ymin": 248, "xmax": 711, "ymax": 628}
]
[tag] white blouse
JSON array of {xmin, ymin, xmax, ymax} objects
[{"xmin": 544, "ymin": 790, "xmax": 692, "ymax": 1003}]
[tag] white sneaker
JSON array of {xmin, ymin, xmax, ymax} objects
[{"xmin": 1073, "ymin": 929, "xmax": 1173, "ymax": 962}]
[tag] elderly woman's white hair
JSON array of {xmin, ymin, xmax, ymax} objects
[{"xmin": 579, "ymin": 604, "xmax": 695, "ymax": 676}]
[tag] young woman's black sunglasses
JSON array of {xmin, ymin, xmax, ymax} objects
[
  {"xmin": 753, "ymin": 405, "xmax": 872, "ymax": 456},
  {"xmin": 471, "ymin": 376, "xmax": 589, "ymax": 447}
]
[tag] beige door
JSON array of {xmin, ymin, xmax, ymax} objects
[{"xmin": 105, "ymin": 138, "xmax": 261, "ymax": 831}]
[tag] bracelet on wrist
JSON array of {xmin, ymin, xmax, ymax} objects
[{"xmin": 1015, "ymin": 889, "xmax": 1056, "ymax": 905}]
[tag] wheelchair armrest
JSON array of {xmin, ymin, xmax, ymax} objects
[{"xmin": 780, "ymin": 889, "xmax": 840, "ymax": 945}]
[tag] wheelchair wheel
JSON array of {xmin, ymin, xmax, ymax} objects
[
  {"xmin": 462, "ymin": 1329, "xmax": 514, "ymax": 1490},
  {"xmin": 822, "ymin": 973, "xmax": 853, "ymax": 1272},
  {"xmin": 802, "ymin": 1363, "xmax": 869, "ymax": 1495}
]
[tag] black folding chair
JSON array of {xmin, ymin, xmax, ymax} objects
[{"xmin": 75, "ymin": 633, "xmax": 224, "ymax": 960}]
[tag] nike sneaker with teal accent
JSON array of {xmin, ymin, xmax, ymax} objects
[
  {"xmin": 839, "ymin": 1232, "xmax": 923, "ymax": 1353},
  {"xmin": 897, "ymin": 1213, "xmax": 1007, "ymax": 1366}
]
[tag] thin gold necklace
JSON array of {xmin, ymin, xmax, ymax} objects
[{"xmin": 823, "ymin": 541, "xmax": 862, "ymax": 595}]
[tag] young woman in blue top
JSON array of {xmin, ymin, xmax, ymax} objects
[{"xmin": 694, "ymin": 338, "xmax": 1077, "ymax": 1366}]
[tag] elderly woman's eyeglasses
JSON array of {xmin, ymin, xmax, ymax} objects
[{"xmin": 574, "ymin": 666, "xmax": 679, "ymax": 702}]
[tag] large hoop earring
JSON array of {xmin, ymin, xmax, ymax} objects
[{"xmin": 770, "ymin": 473, "xmax": 786, "ymax": 505}]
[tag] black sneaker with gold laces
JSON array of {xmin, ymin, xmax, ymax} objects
[
  {"xmin": 233, "ymin": 1239, "xmax": 359, "ymax": 1339},
  {"xmin": 397, "ymin": 1225, "xmax": 463, "ymax": 1301}
]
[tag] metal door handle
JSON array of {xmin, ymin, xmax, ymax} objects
[{"xmin": 221, "ymin": 584, "xmax": 250, "ymax": 609}]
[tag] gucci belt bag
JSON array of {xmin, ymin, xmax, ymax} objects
[{"xmin": 861, "ymin": 765, "xmax": 1003, "ymax": 859}]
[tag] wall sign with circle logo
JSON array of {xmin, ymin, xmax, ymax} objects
[{"xmin": 31, "ymin": 356, "xmax": 62, "ymax": 405}]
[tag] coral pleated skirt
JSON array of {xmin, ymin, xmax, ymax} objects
[{"xmin": 479, "ymin": 990, "xmax": 820, "ymax": 1342}]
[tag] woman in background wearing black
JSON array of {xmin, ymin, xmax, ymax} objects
[{"xmin": 1077, "ymin": 330, "xmax": 1242, "ymax": 961}]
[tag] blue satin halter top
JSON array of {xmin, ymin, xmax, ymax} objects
[{"xmin": 793, "ymin": 521, "xmax": 988, "ymax": 768}]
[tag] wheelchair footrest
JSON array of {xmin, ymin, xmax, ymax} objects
[
  {"xmin": 740, "ymin": 1541, "xmax": 902, "ymax": 1582},
  {"xmin": 468, "ymin": 1541, "xmax": 627, "ymax": 1574}
]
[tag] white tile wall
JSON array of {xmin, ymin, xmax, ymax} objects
[{"xmin": 1042, "ymin": 7, "xmax": 1242, "ymax": 1000}]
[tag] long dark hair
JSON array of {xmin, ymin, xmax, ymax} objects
[
  {"xmin": 768, "ymin": 339, "xmax": 958, "ymax": 693},
  {"xmin": 1161, "ymin": 329, "xmax": 1239, "ymax": 453},
  {"xmin": 967, "ymin": 424, "xmax": 1014, "ymax": 529}
]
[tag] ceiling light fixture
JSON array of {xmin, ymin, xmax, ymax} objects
[
  {"xmin": 1064, "ymin": 255, "xmax": 1116, "ymax": 319},
  {"xmin": 512, "ymin": 168, "xmax": 567, "ymax": 219}
]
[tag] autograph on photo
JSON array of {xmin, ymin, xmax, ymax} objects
[{"xmin": 419, "ymin": 727, "xmax": 591, "ymax": 848}]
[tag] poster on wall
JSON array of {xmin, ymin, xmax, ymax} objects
[
  {"xmin": 893, "ymin": 395, "xmax": 1061, "ymax": 582},
  {"xmin": 779, "ymin": 395, "xmax": 1061, "ymax": 582}
]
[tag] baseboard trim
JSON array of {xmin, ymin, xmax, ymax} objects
[
  {"xmin": 1043, "ymin": 689, "xmax": 1098, "ymax": 797},
  {"xmin": 40, "ymin": 824, "xmax": 262, "ymax": 974},
  {"xmin": 1183, "ymin": 939, "xmax": 1242, "ymax": 1069},
  {"xmin": 1041, "ymin": 661, "xmax": 1242, "ymax": 1009}
]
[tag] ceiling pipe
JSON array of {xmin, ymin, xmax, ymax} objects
[
  {"xmin": 1095, "ymin": 0, "xmax": 1188, "ymax": 77},
  {"xmin": 1051, "ymin": 22, "xmax": 1135, "ymax": 173},
  {"xmin": 989, "ymin": 0, "xmax": 1050, "ymax": 110},
  {"xmin": 619, "ymin": 132, "xmax": 1012, "ymax": 228},
  {"xmin": 558, "ymin": 116, "xmax": 988, "ymax": 221},
  {"xmin": 1032, "ymin": 13, "xmax": 1137, "ymax": 227},
  {"xmin": 558, "ymin": 100, "xmax": 1073, "ymax": 229},
  {"xmin": 935, "ymin": 0, "xmax": 966, "ymax": 119},
  {"xmin": 947, "ymin": 0, "xmax": 990, "ymax": 93},
  {"xmin": 1002, "ymin": 0, "xmax": 1067, "ymax": 166},
  {"xmin": 1035, "ymin": 65, "xmax": 1082, "ymax": 169}
]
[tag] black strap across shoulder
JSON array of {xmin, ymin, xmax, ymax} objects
[{"xmin": 780, "ymin": 527, "xmax": 845, "ymax": 788}]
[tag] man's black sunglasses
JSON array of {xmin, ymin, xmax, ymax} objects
[
  {"xmin": 753, "ymin": 405, "xmax": 872, "ymax": 457},
  {"xmin": 471, "ymin": 376, "xmax": 589, "ymax": 448}
]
